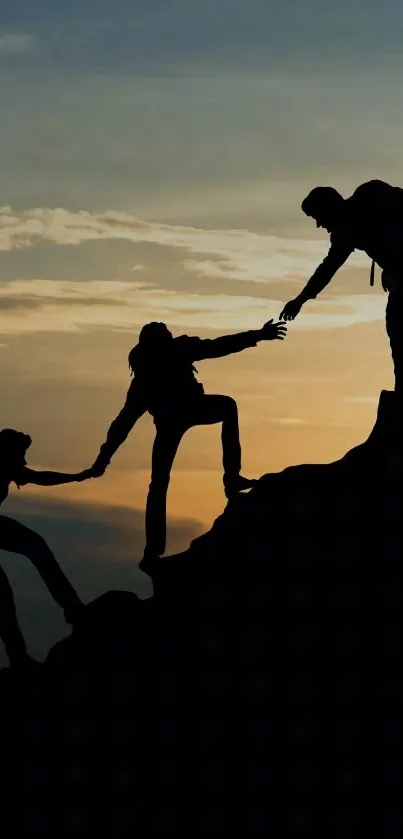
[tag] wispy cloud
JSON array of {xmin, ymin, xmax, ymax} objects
[
  {"xmin": 0, "ymin": 33, "xmax": 35, "ymax": 57},
  {"xmin": 272, "ymin": 417, "xmax": 307, "ymax": 426},
  {"xmin": 0, "ymin": 206, "xmax": 385, "ymax": 335},
  {"xmin": 0, "ymin": 205, "xmax": 369, "ymax": 284},
  {"xmin": 344, "ymin": 394, "xmax": 379, "ymax": 404},
  {"xmin": 0, "ymin": 278, "xmax": 387, "ymax": 335}
]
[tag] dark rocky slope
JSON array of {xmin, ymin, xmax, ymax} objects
[{"xmin": 2, "ymin": 390, "xmax": 403, "ymax": 838}]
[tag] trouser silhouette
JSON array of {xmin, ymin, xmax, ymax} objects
[
  {"xmin": 146, "ymin": 394, "xmax": 242, "ymax": 556},
  {"xmin": 0, "ymin": 516, "xmax": 81, "ymax": 662},
  {"xmin": 385, "ymin": 288, "xmax": 403, "ymax": 393}
]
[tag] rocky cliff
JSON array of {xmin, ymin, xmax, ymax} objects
[{"xmin": 2, "ymin": 390, "xmax": 402, "ymax": 837}]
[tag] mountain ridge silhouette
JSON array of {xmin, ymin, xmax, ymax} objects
[{"xmin": 2, "ymin": 388, "xmax": 402, "ymax": 837}]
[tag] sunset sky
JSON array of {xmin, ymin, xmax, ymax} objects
[{"xmin": 0, "ymin": 0, "xmax": 402, "ymax": 660}]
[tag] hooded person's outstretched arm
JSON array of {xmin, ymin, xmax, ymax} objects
[
  {"xmin": 182, "ymin": 319, "xmax": 287, "ymax": 362},
  {"xmin": 280, "ymin": 233, "xmax": 354, "ymax": 320},
  {"xmin": 89, "ymin": 380, "xmax": 146, "ymax": 476}
]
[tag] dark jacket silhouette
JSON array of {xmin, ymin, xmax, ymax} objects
[
  {"xmin": 280, "ymin": 179, "xmax": 403, "ymax": 390},
  {"xmin": 91, "ymin": 320, "xmax": 286, "ymax": 558},
  {"xmin": 0, "ymin": 429, "xmax": 86, "ymax": 667}
]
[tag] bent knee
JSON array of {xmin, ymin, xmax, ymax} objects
[{"xmin": 222, "ymin": 395, "xmax": 237, "ymax": 414}]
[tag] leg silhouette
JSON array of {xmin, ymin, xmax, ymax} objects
[
  {"xmin": 184, "ymin": 395, "xmax": 254, "ymax": 496},
  {"xmin": 0, "ymin": 561, "xmax": 27, "ymax": 665},
  {"xmin": 145, "ymin": 425, "xmax": 185, "ymax": 556},
  {"xmin": 0, "ymin": 516, "xmax": 82, "ymax": 624},
  {"xmin": 144, "ymin": 395, "xmax": 255, "ymax": 561},
  {"xmin": 188, "ymin": 394, "xmax": 241, "ymax": 475}
]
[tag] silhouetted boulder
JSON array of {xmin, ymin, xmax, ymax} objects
[{"xmin": 3, "ymin": 389, "xmax": 403, "ymax": 837}]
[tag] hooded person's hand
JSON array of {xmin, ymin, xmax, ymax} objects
[
  {"xmin": 259, "ymin": 319, "xmax": 287, "ymax": 341},
  {"xmin": 87, "ymin": 461, "xmax": 108, "ymax": 478}
]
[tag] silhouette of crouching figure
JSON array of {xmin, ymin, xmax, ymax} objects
[{"xmin": 0, "ymin": 429, "xmax": 89, "ymax": 668}]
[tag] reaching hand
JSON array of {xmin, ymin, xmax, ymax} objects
[
  {"xmin": 279, "ymin": 297, "xmax": 304, "ymax": 321},
  {"xmin": 87, "ymin": 460, "xmax": 108, "ymax": 478},
  {"xmin": 260, "ymin": 319, "xmax": 287, "ymax": 341}
]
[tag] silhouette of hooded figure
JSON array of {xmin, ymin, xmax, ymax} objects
[
  {"xmin": 280, "ymin": 180, "xmax": 403, "ymax": 392},
  {"xmin": 90, "ymin": 319, "xmax": 286, "ymax": 561},
  {"xmin": 0, "ymin": 429, "xmax": 87, "ymax": 668}
]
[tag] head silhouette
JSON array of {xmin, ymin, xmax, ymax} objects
[
  {"xmin": 0, "ymin": 429, "xmax": 32, "ymax": 468},
  {"xmin": 302, "ymin": 187, "xmax": 345, "ymax": 232},
  {"xmin": 129, "ymin": 322, "xmax": 173, "ymax": 373},
  {"xmin": 138, "ymin": 322, "xmax": 173, "ymax": 347}
]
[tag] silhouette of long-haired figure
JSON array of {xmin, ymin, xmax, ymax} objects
[
  {"xmin": 280, "ymin": 179, "xmax": 403, "ymax": 391},
  {"xmin": 89, "ymin": 320, "xmax": 287, "ymax": 564},
  {"xmin": 0, "ymin": 429, "xmax": 87, "ymax": 668}
]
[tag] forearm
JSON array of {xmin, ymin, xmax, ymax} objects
[
  {"xmin": 95, "ymin": 405, "xmax": 144, "ymax": 466},
  {"xmin": 298, "ymin": 266, "xmax": 335, "ymax": 302},
  {"xmin": 298, "ymin": 241, "xmax": 353, "ymax": 302},
  {"xmin": 195, "ymin": 330, "xmax": 261, "ymax": 360},
  {"xmin": 97, "ymin": 418, "xmax": 133, "ymax": 464},
  {"xmin": 26, "ymin": 470, "xmax": 80, "ymax": 487}
]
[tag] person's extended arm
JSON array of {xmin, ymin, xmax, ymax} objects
[
  {"xmin": 90, "ymin": 380, "xmax": 146, "ymax": 475},
  {"xmin": 184, "ymin": 320, "xmax": 286, "ymax": 362},
  {"xmin": 298, "ymin": 236, "xmax": 354, "ymax": 302},
  {"xmin": 15, "ymin": 467, "xmax": 89, "ymax": 487},
  {"xmin": 280, "ymin": 232, "xmax": 354, "ymax": 320}
]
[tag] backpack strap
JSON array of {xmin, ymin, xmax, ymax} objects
[{"xmin": 370, "ymin": 259, "xmax": 375, "ymax": 286}]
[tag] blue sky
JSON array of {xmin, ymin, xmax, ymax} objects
[
  {"xmin": 1, "ymin": 0, "xmax": 403, "ymax": 224},
  {"xmin": 3, "ymin": 1, "xmax": 403, "ymax": 71},
  {"xmin": 0, "ymin": 0, "xmax": 402, "ymax": 661}
]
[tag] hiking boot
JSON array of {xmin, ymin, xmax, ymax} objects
[
  {"xmin": 223, "ymin": 474, "xmax": 257, "ymax": 499},
  {"xmin": 139, "ymin": 548, "xmax": 161, "ymax": 576}
]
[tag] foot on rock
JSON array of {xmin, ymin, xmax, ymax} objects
[{"xmin": 223, "ymin": 474, "xmax": 257, "ymax": 499}]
